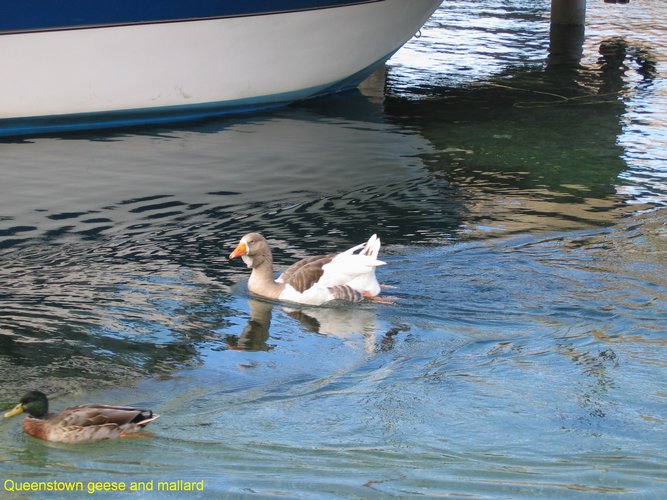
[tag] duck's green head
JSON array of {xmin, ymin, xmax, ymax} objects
[{"xmin": 4, "ymin": 391, "xmax": 49, "ymax": 419}]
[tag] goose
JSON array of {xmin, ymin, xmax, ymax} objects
[
  {"xmin": 4, "ymin": 390, "xmax": 159, "ymax": 443},
  {"xmin": 229, "ymin": 233, "xmax": 385, "ymax": 305}
]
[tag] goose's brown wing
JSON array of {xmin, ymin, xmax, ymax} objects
[{"xmin": 279, "ymin": 254, "xmax": 334, "ymax": 293}]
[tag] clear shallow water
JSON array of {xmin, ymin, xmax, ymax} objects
[{"xmin": 1, "ymin": 1, "xmax": 666, "ymax": 498}]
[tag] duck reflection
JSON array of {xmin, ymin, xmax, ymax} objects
[
  {"xmin": 559, "ymin": 342, "xmax": 620, "ymax": 421},
  {"xmin": 228, "ymin": 298, "xmax": 401, "ymax": 353}
]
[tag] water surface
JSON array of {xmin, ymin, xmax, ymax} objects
[{"xmin": 1, "ymin": 1, "xmax": 666, "ymax": 497}]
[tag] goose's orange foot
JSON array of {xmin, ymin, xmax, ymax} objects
[{"xmin": 362, "ymin": 291, "xmax": 397, "ymax": 305}]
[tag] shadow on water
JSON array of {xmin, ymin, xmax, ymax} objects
[{"xmin": 381, "ymin": 33, "xmax": 662, "ymax": 236}]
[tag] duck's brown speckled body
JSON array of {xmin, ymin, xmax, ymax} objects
[{"xmin": 4, "ymin": 391, "xmax": 159, "ymax": 444}]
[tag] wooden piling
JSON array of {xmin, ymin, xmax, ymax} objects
[
  {"xmin": 548, "ymin": 0, "xmax": 586, "ymax": 67},
  {"xmin": 551, "ymin": 0, "xmax": 586, "ymax": 26}
]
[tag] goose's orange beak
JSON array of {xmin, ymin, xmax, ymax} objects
[{"xmin": 229, "ymin": 241, "xmax": 248, "ymax": 259}]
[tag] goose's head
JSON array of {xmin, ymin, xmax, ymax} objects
[{"xmin": 229, "ymin": 233, "xmax": 271, "ymax": 269}]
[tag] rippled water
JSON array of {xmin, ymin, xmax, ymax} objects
[{"xmin": 1, "ymin": 1, "xmax": 666, "ymax": 498}]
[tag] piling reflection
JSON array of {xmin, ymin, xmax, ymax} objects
[
  {"xmin": 548, "ymin": 24, "xmax": 585, "ymax": 67},
  {"xmin": 381, "ymin": 35, "xmax": 661, "ymax": 236}
]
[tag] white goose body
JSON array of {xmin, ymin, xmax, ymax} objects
[{"xmin": 230, "ymin": 233, "xmax": 385, "ymax": 306}]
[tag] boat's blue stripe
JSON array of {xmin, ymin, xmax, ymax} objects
[{"xmin": 0, "ymin": 0, "xmax": 382, "ymax": 34}]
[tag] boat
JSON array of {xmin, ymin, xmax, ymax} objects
[{"xmin": 0, "ymin": 0, "xmax": 442, "ymax": 137}]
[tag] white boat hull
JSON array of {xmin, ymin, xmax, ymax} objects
[{"xmin": 0, "ymin": 0, "xmax": 441, "ymax": 135}]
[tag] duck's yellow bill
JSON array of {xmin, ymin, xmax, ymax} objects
[{"xmin": 4, "ymin": 404, "xmax": 24, "ymax": 418}]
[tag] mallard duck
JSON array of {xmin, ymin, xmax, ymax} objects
[
  {"xmin": 4, "ymin": 391, "xmax": 159, "ymax": 443},
  {"xmin": 229, "ymin": 233, "xmax": 385, "ymax": 305}
]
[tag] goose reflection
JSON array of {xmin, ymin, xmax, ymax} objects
[
  {"xmin": 227, "ymin": 298, "xmax": 399, "ymax": 353},
  {"xmin": 225, "ymin": 298, "xmax": 273, "ymax": 351},
  {"xmin": 283, "ymin": 303, "xmax": 381, "ymax": 353}
]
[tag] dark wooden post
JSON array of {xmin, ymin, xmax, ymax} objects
[{"xmin": 548, "ymin": 0, "xmax": 586, "ymax": 67}]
